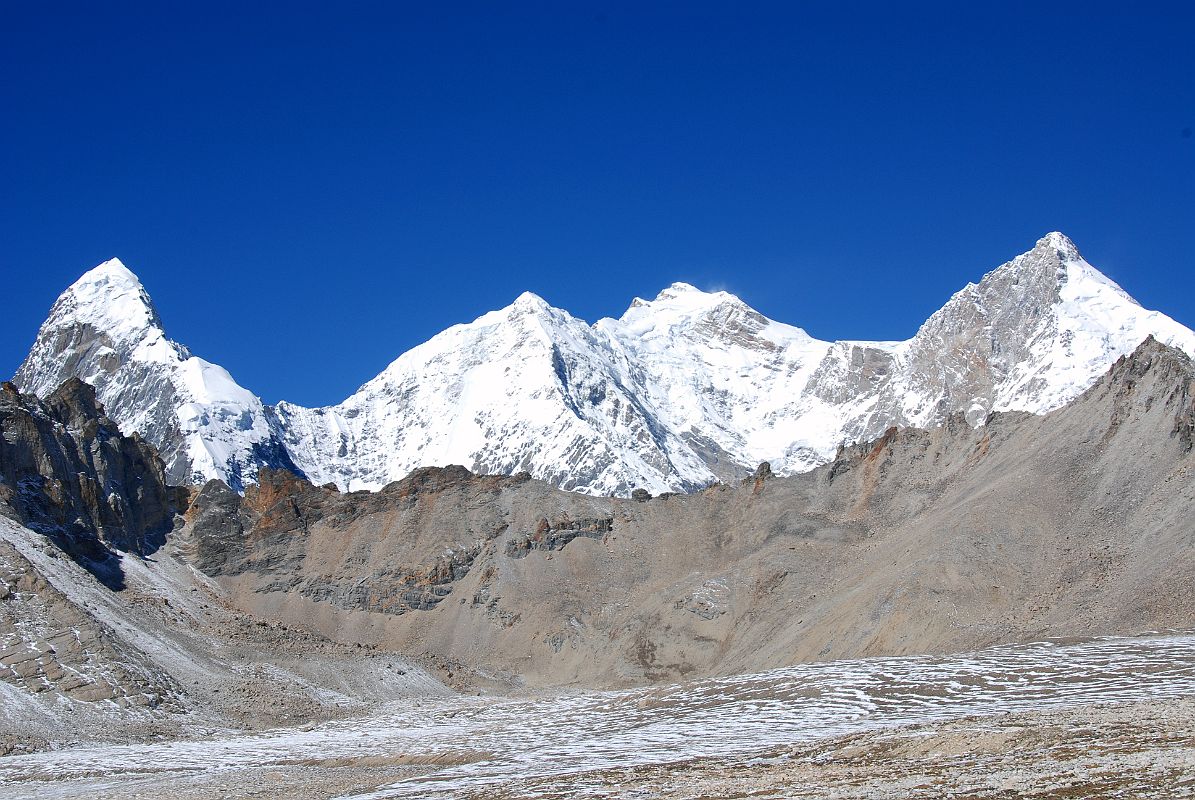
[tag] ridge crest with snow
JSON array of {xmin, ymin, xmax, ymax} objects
[{"xmin": 13, "ymin": 234, "xmax": 1195, "ymax": 494}]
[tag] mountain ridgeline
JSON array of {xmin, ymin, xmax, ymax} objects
[
  {"xmin": 1, "ymin": 254, "xmax": 1194, "ymax": 707},
  {"xmin": 13, "ymin": 233, "xmax": 1195, "ymax": 496},
  {"xmin": 5, "ymin": 332, "xmax": 1195, "ymax": 689},
  {"xmin": 141, "ymin": 337, "xmax": 1195, "ymax": 686}
]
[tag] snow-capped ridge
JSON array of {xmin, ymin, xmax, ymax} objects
[
  {"xmin": 618, "ymin": 282, "xmax": 746, "ymax": 326},
  {"xmin": 658, "ymin": 281, "xmax": 702, "ymax": 297},
  {"xmin": 510, "ymin": 290, "xmax": 551, "ymax": 311},
  {"xmin": 465, "ymin": 290, "xmax": 559, "ymax": 327},
  {"xmin": 14, "ymin": 233, "xmax": 1195, "ymax": 498},
  {"xmin": 57, "ymin": 257, "xmax": 168, "ymax": 346},
  {"xmin": 651, "ymin": 281, "xmax": 737, "ymax": 306}
]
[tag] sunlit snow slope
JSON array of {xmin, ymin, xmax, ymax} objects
[{"xmin": 14, "ymin": 234, "xmax": 1195, "ymax": 494}]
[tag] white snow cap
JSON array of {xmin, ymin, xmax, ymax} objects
[
  {"xmin": 81, "ymin": 256, "xmax": 141, "ymax": 282},
  {"xmin": 509, "ymin": 291, "xmax": 552, "ymax": 311},
  {"xmin": 59, "ymin": 257, "xmax": 166, "ymax": 344},
  {"xmin": 1040, "ymin": 231, "xmax": 1079, "ymax": 253}
]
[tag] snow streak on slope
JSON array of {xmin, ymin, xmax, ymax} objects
[
  {"xmin": 12, "ymin": 260, "xmax": 297, "ymax": 490},
  {"xmin": 13, "ymin": 235, "xmax": 1195, "ymax": 494}
]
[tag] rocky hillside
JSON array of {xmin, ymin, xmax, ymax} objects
[
  {"xmin": 0, "ymin": 383, "xmax": 446, "ymax": 755},
  {"xmin": 14, "ymin": 234, "xmax": 1195, "ymax": 495},
  {"xmin": 178, "ymin": 337, "xmax": 1195, "ymax": 688}
]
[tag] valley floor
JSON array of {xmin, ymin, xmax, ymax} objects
[{"xmin": 3, "ymin": 632, "xmax": 1194, "ymax": 799}]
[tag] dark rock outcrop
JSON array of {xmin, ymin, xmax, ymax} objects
[
  {"xmin": 504, "ymin": 514, "xmax": 614, "ymax": 558},
  {"xmin": 0, "ymin": 379, "xmax": 178, "ymax": 585},
  {"xmin": 183, "ymin": 465, "xmax": 529, "ymax": 614}
]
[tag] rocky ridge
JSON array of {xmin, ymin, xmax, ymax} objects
[{"xmin": 0, "ymin": 378, "xmax": 179, "ymax": 584}]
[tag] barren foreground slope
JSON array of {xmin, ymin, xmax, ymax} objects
[{"xmin": 4, "ymin": 632, "xmax": 1195, "ymax": 799}]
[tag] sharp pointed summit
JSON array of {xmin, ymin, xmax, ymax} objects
[
  {"xmin": 79, "ymin": 256, "xmax": 141, "ymax": 284},
  {"xmin": 43, "ymin": 257, "xmax": 166, "ymax": 345},
  {"xmin": 14, "ymin": 259, "xmax": 299, "ymax": 490},
  {"xmin": 505, "ymin": 290, "xmax": 555, "ymax": 317},
  {"xmin": 1038, "ymin": 230, "xmax": 1081, "ymax": 256}
]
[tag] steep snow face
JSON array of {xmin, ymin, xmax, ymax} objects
[
  {"xmin": 989, "ymin": 233, "xmax": 1195, "ymax": 413},
  {"xmin": 883, "ymin": 233, "xmax": 1195, "ymax": 431},
  {"xmin": 13, "ymin": 235, "xmax": 1195, "ymax": 495},
  {"xmin": 596, "ymin": 283, "xmax": 845, "ymax": 477},
  {"xmin": 276, "ymin": 293, "xmax": 714, "ymax": 494},
  {"xmin": 12, "ymin": 259, "xmax": 296, "ymax": 490}
]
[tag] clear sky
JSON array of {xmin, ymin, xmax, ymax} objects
[{"xmin": 3, "ymin": 2, "xmax": 1192, "ymax": 406}]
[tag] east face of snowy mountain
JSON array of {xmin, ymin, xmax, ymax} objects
[
  {"xmin": 13, "ymin": 234, "xmax": 1195, "ymax": 494},
  {"xmin": 273, "ymin": 292, "xmax": 713, "ymax": 495}
]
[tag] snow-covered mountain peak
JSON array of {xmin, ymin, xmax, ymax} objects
[
  {"xmin": 609, "ymin": 282, "xmax": 816, "ymax": 352},
  {"xmin": 895, "ymin": 232, "xmax": 1195, "ymax": 421},
  {"xmin": 618, "ymin": 283, "xmax": 725, "ymax": 316},
  {"xmin": 54, "ymin": 257, "xmax": 169, "ymax": 348},
  {"xmin": 509, "ymin": 290, "xmax": 552, "ymax": 312},
  {"xmin": 657, "ymin": 281, "xmax": 705, "ymax": 297},
  {"xmin": 79, "ymin": 255, "xmax": 139, "ymax": 285},
  {"xmin": 15, "ymin": 234, "xmax": 1195, "ymax": 498},
  {"xmin": 976, "ymin": 231, "xmax": 1136, "ymax": 309},
  {"xmin": 619, "ymin": 283, "xmax": 739, "ymax": 326},
  {"xmin": 652, "ymin": 281, "xmax": 734, "ymax": 306},
  {"xmin": 1039, "ymin": 230, "xmax": 1080, "ymax": 256},
  {"xmin": 15, "ymin": 259, "xmax": 298, "ymax": 489},
  {"xmin": 477, "ymin": 290, "xmax": 567, "ymax": 330}
]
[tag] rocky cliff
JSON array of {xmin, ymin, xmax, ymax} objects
[{"xmin": 0, "ymin": 378, "xmax": 180, "ymax": 585}]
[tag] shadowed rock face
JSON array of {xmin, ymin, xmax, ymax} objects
[
  {"xmin": 0, "ymin": 379, "xmax": 180, "ymax": 586},
  {"xmin": 175, "ymin": 339, "xmax": 1195, "ymax": 689}
]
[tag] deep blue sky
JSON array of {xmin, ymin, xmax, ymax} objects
[{"xmin": 3, "ymin": 2, "xmax": 1192, "ymax": 406}]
